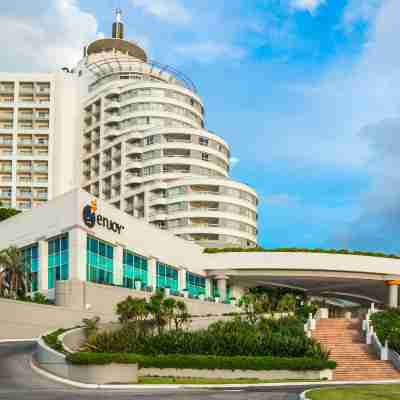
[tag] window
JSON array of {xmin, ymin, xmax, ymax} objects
[
  {"xmin": 145, "ymin": 136, "xmax": 154, "ymax": 146},
  {"xmin": 199, "ymin": 136, "xmax": 209, "ymax": 146},
  {"xmin": 48, "ymin": 234, "xmax": 68, "ymax": 289},
  {"xmin": 156, "ymin": 262, "xmax": 179, "ymax": 293},
  {"xmin": 86, "ymin": 236, "xmax": 113, "ymax": 285},
  {"xmin": 201, "ymin": 153, "xmax": 209, "ymax": 162},
  {"xmin": 123, "ymin": 250, "xmax": 148, "ymax": 288},
  {"xmin": 186, "ymin": 272, "xmax": 206, "ymax": 298},
  {"xmin": 22, "ymin": 244, "xmax": 39, "ymax": 292}
]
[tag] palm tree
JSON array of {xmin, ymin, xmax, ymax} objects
[
  {"xmin": 162, "ymin": 297, "xmax": 176, "ymax": 330},
  {"xmin": 0, "ymin": 246, "xmax": 29, "ymax": 299},
  {"xmin": 277, "ymin": 293, "xmax": 297, "ymax": 314},
  {"xmin": 174, "ymin": 300, "xmax": 190, "ymax": 330},
  {"xmin": 147, "ymin": 289, "xmax": 168, "ymax": 334}
]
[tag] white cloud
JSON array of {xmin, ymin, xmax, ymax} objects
[
  {"xmin": 0, "ymin": 0, "xmax": 98, "ymax": 72},
  {"xmin": 130, "ymin": 0, "xmax": 191, "ymax": 24},
  {"xmin": 290, "ymin": 0, "xmax": 326, "ymax": 14},
  {"xmin": 175, "ymin": 41, "xmax": 246, "ymax": 63},
  {"xmin": 341, "ymin": 0, "xmax": 382, "ymax": 33},
  {"xmin": 229, "ymin": 157, "xmax": 240, "ymax": 167}
]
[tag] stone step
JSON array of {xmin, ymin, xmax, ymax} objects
[{"xmin": 312, "ymin": 318, "xmax": 400, "ymax": 381}]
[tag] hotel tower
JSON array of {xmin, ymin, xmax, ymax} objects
[{"xmin": 0, "ymin": 10, "xmax": 258, "ymax": 249}]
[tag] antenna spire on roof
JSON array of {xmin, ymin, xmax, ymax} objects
[
  {"xmin": 116, "ymin": 8, "xmax": 122, "ymax": 23},
  {"xmin": 112, "ymin": 8, "xmax": 124, "ymax": 39}
]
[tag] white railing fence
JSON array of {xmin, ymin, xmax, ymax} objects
[{"xmin": 363, "ymin": 303, "xmax": 389, "ymax": 361}]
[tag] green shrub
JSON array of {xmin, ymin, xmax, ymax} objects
[
  {"xmin": 84, "ymin": 317, "xmax": 329, "ymax": 360},
  {"xmin": 204, "ymin": 247, "xmax": 400, "ymax": 260},
  {"xmin": 370, "ymin": 309, "xmax": 400, "ymax": 353},
  {"xmin": 66, "ymin": 352, "xmax": 336, "ymax": 370},
  {"xmin": 43, "ymin": 329, "xmax": 68, "ymax": 353}
]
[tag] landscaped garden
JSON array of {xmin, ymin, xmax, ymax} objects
[
  {"xmin": 370, "ymin": 308, "xmax": 400, "ymax": 353},
  {"xmin": 43, "ymin": 289, "xmax": 335, "ymax": 381}
]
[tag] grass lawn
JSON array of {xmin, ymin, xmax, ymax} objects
[
  {"xmin": 138, "ymin": 377, "xmax": 320, "ymax": 385},
  {"xmin": 307, "ymin": 385, "xmax": 400, "ymax": 400}
]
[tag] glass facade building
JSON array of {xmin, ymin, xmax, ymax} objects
[
  {"xmin": 87, "ymin": 236, "xmax": 114, "ymax": 285},
  {"xmin": 22, "ymin": 244, "xmax": 39, "ymax": 292},
  {"xmin": 123, "ymin": 249, "xmax": 148, "ymax": 288},
  {"xmin": 156, "ymin": 262, "xmax": 179, "ymax": 293},
  {"xmin": 186, "ymin": 272, "xmax": 206, "ymax": 297},
  {"xmin": 48, "ymin": 234, "xmax": 69, "ymax": 289}
]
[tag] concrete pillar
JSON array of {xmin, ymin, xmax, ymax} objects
[
  {"xmin": 148, "ymin": 257, "xmax": 157, "ymax": 290},
  {"xmin": 216, "ymin": 276, "xmax": 228, "ymax": 302},
  {"xmin": 205, "ymin": 278, "xmax": 212, "ymax": 298},
  {"xmin": 388, "ymin": 283, "xmax": 399, "ymax": 308},
  {"xmin": 38, "ymin": 240, "xmax": 48, "ymax": 292},
  {"xmin": 68, "ymin": 228, "xmax": 87, "ymax": 281},
  {"xmin": 231, "ymin": 285, "xmax": 245, "ymax": 303},
  {"xmin": 113, "ymin": 245, "xmax": 124, "ymax": 286},
  {"xmin": 179, "ymin": 268, "xmax": 187, "ymax": 293}
]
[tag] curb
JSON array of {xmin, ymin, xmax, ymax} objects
[
  {"xmin": 29, "ymin": 358, "xmax": 400, "ymax": 391},
  {"xmin": 0, "ymin": 338, "xmax": 37, "ymax": 343},
  {"xmin": 300, "ymin": 380, "xmax": 400, "ymax": 400}
]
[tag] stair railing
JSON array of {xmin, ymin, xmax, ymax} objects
[{"xmin": 304, "ymin": 310, "xmax": 322, "ymax": 338}]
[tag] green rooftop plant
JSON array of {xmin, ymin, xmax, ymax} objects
[{"xmin": 204, "ymin": 246, "xmax": 400, "ymax": 260}]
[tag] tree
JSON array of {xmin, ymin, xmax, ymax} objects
[
  {"xmin": 0, "ymin": 201, "xmax": 20, "ymax": 223},
  {"xmin": 0, "ymin": 246, "xmax": 29, "ymax": 299},
  {"xmin": 277, "ymin": 293, "xmax": 297, "ymax": 314},
  {"xmin": 174, "ymin": 300, "xmax": 190, "ymax": 330},
  {"xmin": 147, "ymin": 289, "xmax": 168, "ymax": 334},
  {"xmin": 239, "ymin": 292, "xmax": 270, "ymax": 323},
  {"xmin": 162, "ymin": 297, "xmax": 176, "ymax": 330},
  {"xmin": 116, "ymin": 296, "xmax": 148, "ymax": 324}
]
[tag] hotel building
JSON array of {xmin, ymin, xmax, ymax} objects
[{"xmin": 0, "ymin": 11, "xmax": 258, "ymax": 249}]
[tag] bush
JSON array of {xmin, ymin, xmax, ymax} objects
[
  {"xmin": 66, "ymin": 352, "xmax": 336, "ymax": 370},
  {"xmin": 370, "ymin": 309, "xmax": 400, "ymax": 353},
  {"xmin": 43, "ymin": 329, "xmax": 68, "ymax": 353},
  {"xmin": 203, "ymin": 247, "xmax": 400, "ymax": 260},
  {"xmin": 84, "ymin": 317, "xmax": 329, "ymax": 360}
]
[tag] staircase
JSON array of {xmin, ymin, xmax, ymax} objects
[{"xmin": 312, "ymin": 318, "xmax": 400, "ymax": 381}]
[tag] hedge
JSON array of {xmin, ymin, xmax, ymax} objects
[
  {"xmin": 204, "ymin": 247, "xmax": 400, "ymax": 260},
  {"xmin": 66, "ymin": 353, "xmax": 336, "ymax": 371}
]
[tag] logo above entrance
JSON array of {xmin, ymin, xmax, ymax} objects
[
  {"xmin": 82, "ymin": 199, "xmax": 125, "ymax": 234},
  {"xmin": 82, "ymin": 199, "xmax": 97, "ymax": 228}
]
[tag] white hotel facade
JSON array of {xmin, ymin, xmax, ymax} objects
[{"xmin": 0, "ymin": 12, "xmax": 258, "ymax": 249}]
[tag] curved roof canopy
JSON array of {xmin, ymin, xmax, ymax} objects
[{"xmin": 86, "ymin": 38, "xmax": 148, "ymax": 62}]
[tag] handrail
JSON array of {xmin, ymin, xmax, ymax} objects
[{"xmin": 363, "ymin": 303, "xmax": 389, "ymax": 361}]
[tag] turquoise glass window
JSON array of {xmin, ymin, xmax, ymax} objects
[
  {"xmin": 48, "ymin": 234, "xmax": 69, "ymax": 289},
  {"xmin": 186, "ymin": 272, "xmax": 206, "ymax": 297},
  {"xmin": 123, "ymin": 250, "xmax": 148, "ymax": 288},
  {"xmin": 156, "ymin": 262, "xmax": 179, "ymax": 293},
  {"xmin": 86, "ymin": 236, "xmax": 114, "ymax": 285},
  {"xmin": 22, "ymin": 244, "xmax": 39, "ymax": 292}
]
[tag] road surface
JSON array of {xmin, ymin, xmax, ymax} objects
[{"xmin": 0, "ymin": 342, "xmax": 306, "ymax": 399}]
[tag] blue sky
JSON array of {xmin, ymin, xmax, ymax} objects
[{"xmin": 2, "ymin": 0, "xmax": 400, "ymax": 252}]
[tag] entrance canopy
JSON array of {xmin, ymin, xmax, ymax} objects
[{"xmin": 203, "ymin": 251, "xmax": 400, "ymax": 305}]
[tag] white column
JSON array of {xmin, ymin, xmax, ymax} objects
[
  {"xmin": 231, "ymin": 285, "xmax": 244, "ymax": 302},
  {"xmin": 38, "ymin": 240, "xmax": 48, "ymax": 292},
  {"xmin": 148, "ymin": 257, "xmax": 157, "ymax": 291},
  {"xmin": 113, "ymin": 245, "xmax": 124, "ymax": 286},
  {"xmin": 388, "ymin": 284, "xmax": 399, "ymax": 308},
  {"xmin": 217, "ymin": 276, "xmax": 228, "ymax": 302},
  {"xmin": 205, "ymin": 278, "xmax": 212, "ymax": 298},
  {"xmin": 179, "ymin": 268, "xmax": 187, "ymax": 293},
  {"xmin": 68, "ymin": 228, "xmax": 87, "ymax": 281}
]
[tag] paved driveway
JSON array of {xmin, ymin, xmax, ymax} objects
[{"xmin": 0, "ymin": 342, "xmax": 303, "ymax": 400}]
